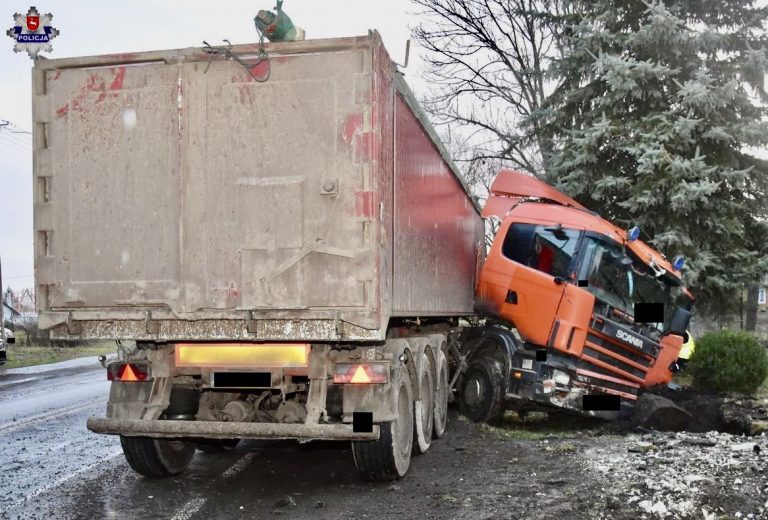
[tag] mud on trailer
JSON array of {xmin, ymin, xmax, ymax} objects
[
  {"xmin": 34, "ymin": 31, "xmax": 692, "ymax": 481},
  {"xmin": 33, "ymin": 32, "xmax": 483, "ymax": 479}
]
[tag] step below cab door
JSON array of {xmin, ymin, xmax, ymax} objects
[{"xmin": 477, "ymin": 222, "xmax": 582, "ymax": 346}]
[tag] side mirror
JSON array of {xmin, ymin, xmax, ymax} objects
[{"xmin": 667, "ymin": 306, "xmax": 691, "ymax": 336}]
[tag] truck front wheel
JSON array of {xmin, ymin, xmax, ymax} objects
[
  {"xmin": 120, "ymin": 436, "xmax": 195, "ymax": 478},
  {"xmin": 459, "ymin": 357, "xmax": 506, "ymax": 424},
  {"xmin": 352, "ymin": 373, "xmax": 413, "ymax": 480}
]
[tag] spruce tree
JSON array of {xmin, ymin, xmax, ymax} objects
[{"xmin": 542, "ymin": 0, "xmax": 768, "ymax": 313}]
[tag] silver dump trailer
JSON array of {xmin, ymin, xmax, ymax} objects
[{"xmin": 32, "ymin": 32, "xmax": 483, "ymax": 479}]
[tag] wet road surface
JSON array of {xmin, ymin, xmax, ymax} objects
[
  {"xmin": 0, "ymin": 359, "xmax": 606, "ymax": 520},
  {"xmin": 0, "ymin": 358, "xmax": 118, "ymax": 518}
]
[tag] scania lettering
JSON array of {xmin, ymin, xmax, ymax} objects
[{"xmin": 616, "ymin": 330, "xmax": 644, "ymax": 348}]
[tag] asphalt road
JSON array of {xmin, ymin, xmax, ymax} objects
[
  {"xmin": 0, "ymin": 358, "xmax": 118, "ymax": 519},
  {"xmin": 0, "ymin": 359, "xmax": 607, "ymax": 520},
  {"xmin": 2, "ymin": 359, "xmax": 766, "ymax": 520}
]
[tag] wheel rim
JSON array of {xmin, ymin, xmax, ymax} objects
[
  {"xmin": 464, "ymin": 371, "xmax": 486, "ymax": 407},
  {"xmin": 166, "ymin": 440, "xmax": 190, "ymax": 453}
]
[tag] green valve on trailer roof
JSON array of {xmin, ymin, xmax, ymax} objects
[{"xmin": 255, "ymin": 0, "xmax": 306, "ymax": 43}]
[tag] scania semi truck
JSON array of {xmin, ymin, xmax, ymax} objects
[{"xmin": 33, "ymin": 32, "xmax": 690, "ymax": 480}]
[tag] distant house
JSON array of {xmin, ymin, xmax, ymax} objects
[
  {"xmin": 15, "ymin": 310, "xmax": 37, "ymax": 326},
  {"xmin": 13, "ymin": 311, "xmax": 37, "ymax": 327},
  {"xmin": 757, "ymin": 275, "xmax": 768, "ymax": 342},
  {"xmin": 1, "ymin": 301, "xmax": 20, "ymax": 325},
  {"xmin": 2, "ymin": 288, "xmax": 37, "ymax": 327}
]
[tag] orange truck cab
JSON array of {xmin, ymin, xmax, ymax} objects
[{"xmin": 456, "ymin": 170, "xmax": 693, "ymax": 420}]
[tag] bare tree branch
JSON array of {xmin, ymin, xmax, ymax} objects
[{"xmin": 412, "ymin": 0, "xmax": 566, "ymax": 183}]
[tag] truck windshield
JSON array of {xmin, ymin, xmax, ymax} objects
[{"xmin": 578, "ymin": 238, "xmax": 678, "ymax": 328}]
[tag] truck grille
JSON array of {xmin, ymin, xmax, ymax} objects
[
  {"xmin": 582, "ymin": 329, "xmax": 654, "ymax": 382},
  {"xmin": 586, "ymin": 332, "xmax": 652, "ymax": 368},
  {"xmin": 581, "ymin": 346, "xmax": 646, "ymax": 380}
]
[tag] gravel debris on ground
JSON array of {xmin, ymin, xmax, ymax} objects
[{"xmin": 581, "ymin": 429, "xmax": 768, "ymax": 519}]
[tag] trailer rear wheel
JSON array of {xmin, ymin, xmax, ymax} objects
[
  {"xmin": 414, "ymin": 355, "xmax": 434, "ymax": 454},
  {"xmin": 433, "ymin": 351, "xmax": 449, "ymax": 439},
  {"xmin": 459, "ymin": 357, "xmax": 506, "ymax": 424},
  {"xmin": 352, "ymin": 373, "xmax": 413, "ymax": 480},
  {"xmin": 120, "ymin": 436, "xmax": 195, "ymax": 478}
]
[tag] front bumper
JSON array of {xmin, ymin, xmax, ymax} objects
[
  {"xmin": 86, "ymin": 417, "xmax": 380, "ymax": 441},
  {"xmin": 506, "ymin": 353, "xmax": 628, "ymax": 419}
]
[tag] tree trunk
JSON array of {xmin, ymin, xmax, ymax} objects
[{"xmin": 745, "ymin": 285, "xmax": 759, "ymax": 331}]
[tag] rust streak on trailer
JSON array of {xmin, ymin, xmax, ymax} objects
[{"xmin": 54, "ymin": 65, "xmax": 127, "ymax": 117}]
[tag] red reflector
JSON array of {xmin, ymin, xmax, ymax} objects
[
  {"xmin": 333, "ymin": 363, "xmax": 389, "ymax": 384},
  {"xmin": 107, "ymin": 362, "xmax": 150, "ymax": 382}
]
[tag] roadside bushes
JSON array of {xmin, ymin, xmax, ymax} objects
[{"xmin": 689, "ymin": 330, "xmax": 768, "ymax": 396}]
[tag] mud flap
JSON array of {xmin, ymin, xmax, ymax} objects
[
  {"xmin": 106, "ymin": 381, "xmax": 154, "ymax": 419},
  {"xmin": 106, "ymin": 377, "xmax": 172, "ymax": 420}
]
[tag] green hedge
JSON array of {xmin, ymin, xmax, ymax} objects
[{"xmin": 689, "ymin": 330, "xmax": 768, "ymax": 395}]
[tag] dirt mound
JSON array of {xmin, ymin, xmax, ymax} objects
[
  {"xmin": 631, "ymin": 394, "xmax": 692, "ymax": 432},
  {"xmin": 641, "ymin": 385, "xmax": 768, "ymax": 435}
]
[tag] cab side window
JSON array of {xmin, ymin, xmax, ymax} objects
[
  {"xmin": 501, "ymin": 223, "xmax": 580, "ymax": 278},
  {"xmin": 501, "ymin": 223, "xmax": 536, "ymax": 264}
]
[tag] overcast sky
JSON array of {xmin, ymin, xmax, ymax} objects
[{"xmin": 0, "ymin": 0, "xmax": 424, "ymax": 292}]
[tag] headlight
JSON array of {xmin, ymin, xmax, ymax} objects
[{"xmin": 553, "ymin": 369, "xmax": 571, "ymax": 386}]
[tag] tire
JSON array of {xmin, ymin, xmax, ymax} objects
[
  {"xmin": 352, "ymin": 372, "xmax": 413, "ymax": 480},
  {"xmin": 414, "ymin": 355, "xmax": 435, "ymax": 454},
  {"xmin": 459, "ymin": 356, "xmax": 506, "ymax": 424},
  {"xmin": 433, "ymin": 351, "xmax": 449, "ymax": 439},
  {"xmin": 196, "ymin": 438, "xmax": 240, "ymax": 453},
  {"xmin": 120, "ymin": 436, "xmax": 195, "ymax": 478}
]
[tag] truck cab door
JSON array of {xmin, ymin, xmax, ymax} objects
[{"xmin": 477, "ymin": 222, "xmax": 581, "ymax": 346}]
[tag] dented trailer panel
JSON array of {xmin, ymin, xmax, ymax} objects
[{"xmin": 33, "ymin": 33, "xmax": 483, "ymax": 341}]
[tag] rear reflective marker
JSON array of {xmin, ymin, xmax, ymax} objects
[
  {"xmin": 332, "ymin": 362, "xmax": 389, "ymax": 384},
  {"xmin": 350, "ymin": 365, "xmax": 371, "ymax": 384},
  {"xmin": 120, "ymin": 364, "xmax": 140, "ymax": 382}
]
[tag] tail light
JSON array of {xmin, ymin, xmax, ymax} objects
[
  {"xmin": 107, "ymin": 362, "xmax": 151, "ymax": 382},
  {"xmin": 333, "ymin": 363, "xmax": 389, "ymax": 384}
]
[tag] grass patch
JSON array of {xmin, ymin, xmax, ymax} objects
[
  {"xmin": 477, "ymin": 410, "xmax": 603, "ymax": 441},
  {"xmin": 3, "ymin": 342, "xmax": 114, "ymax": 369},
  {"xmin": 672, "ymin": 372, "xmax": 692, "ymax": 388}
]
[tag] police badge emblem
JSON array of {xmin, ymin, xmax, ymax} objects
[{"xmin": 6, "ymin": 6, "xmax": 59, "ymax": 59}]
